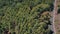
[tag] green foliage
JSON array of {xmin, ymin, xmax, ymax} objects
[{"xmin": 0, "ymin": 0, "xmax": 54, "ymax": 34}]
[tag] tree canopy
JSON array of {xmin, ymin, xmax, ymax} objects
[{"xmin": 0, "ymin": 0, "xmax": 54, "ymax": 34}]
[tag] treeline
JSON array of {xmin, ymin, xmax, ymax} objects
[{"xmin": 0, "ymin": 0, "xmax": 54, "ymax": 34}]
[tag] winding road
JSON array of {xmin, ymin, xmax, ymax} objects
[{"xmin": 52, "ymin": 0, "xmax": 58, "ymax": 34}]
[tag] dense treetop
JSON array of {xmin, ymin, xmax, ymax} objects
[{"xmin": 0, "ymin": 0, "xmax": 54, "ymax": 34}]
